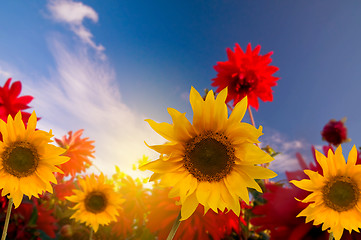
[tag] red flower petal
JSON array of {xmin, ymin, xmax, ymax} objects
[{"xmin": 212, "ymin": 43, "xmax": 279, "ymax": 110}]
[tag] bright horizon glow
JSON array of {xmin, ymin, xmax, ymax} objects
[{"xmin": 1, "ymin": 0, "xmax": 361, "ymax": 180}]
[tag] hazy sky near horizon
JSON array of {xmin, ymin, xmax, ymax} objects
[{"xmin": 1, "ymin": 0, "xmax": 360, "ymax": 179}]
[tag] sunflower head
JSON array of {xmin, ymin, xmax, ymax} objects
[
  {"xmin": 0, "ymin": 111, "xmax": 69, "ymax": 208},
  {"xmin": 291, "ymin": 145, "xmax": 361, "ymax": 240},
  {"xmin": 66, "ymin": 173, "xmax": 124, "ymax": 232},
  {"xmin": 141, "ymin": 87, "xmax": 277, "ymax": 220},
  {"xmin": 211, "ymin": 43, "xmax": 279, "ymax": 110}
]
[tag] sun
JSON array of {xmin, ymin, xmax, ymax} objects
[{"xmin": 141, "ymin": 87, "xmax": 277, "ymax": 220}]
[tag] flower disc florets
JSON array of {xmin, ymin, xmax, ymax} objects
[
  {"xmin": 2, "ymin": 141, "xmax": 39, "ymax": 178},
  {"xmin": 85, "ymin": 191, "xmax": 108, "ymax": 214},
  {"xmin": 184, "ymin": 131, "xmax": 235, "ymax": 182},
  {"xmin": 322, "ymin": 176, "xmax": 359, "ymax": 212}
]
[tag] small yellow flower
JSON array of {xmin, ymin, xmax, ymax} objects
[
  {"xmin": 0, "ymin": 111, "xmax": 69, "ymax": 208},
  {"xmin": 140, "ymin": 87, "xmax": 277, "ymax": 220},
  {"xmin": 291, "ymin": 145, "xmax": 361, "ymax": 240},
  {"xmin": 66, "ymin": 173, "xmax": 124, "ymax": 232}
]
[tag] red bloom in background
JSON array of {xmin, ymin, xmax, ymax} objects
[
  {"xmin": 5, "ymin": 201, "xmax": 57, "ymax": 239},
  {"xmin": 252, "ymin": 183, "xmax": 329, "ymax": 240},
  {"xmin": 0, "ymin": 78, "xmax": 33, "ymax": 123},
  {"xmin": 212, "ymin": 43, "xmax": 279, "ymax": 110},
  {"xmin": 53, "ymin": 177, "xmax": 76, "ymax": 200},
  {"xmin": 321, "ymin": 118, "xmax": 350, "ymax": 146},
  {"xmin": 111, "ymin": 209, "xmax": 134, "ymax": 238},
  {"xmin": 146, "ymin": 185, "xmax": 243, "ymax": 240},
  {"xmin": 252, "ymin": 147, "xmax": 329, "ymax": 240},
  {"xmin": 55, "ymin": 130, "xmax": 95, "ymax": 177}
]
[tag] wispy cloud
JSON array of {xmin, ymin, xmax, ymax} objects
[
  {"xmin": 28, "ymin": 38, "xmax": 163, "ymax": 177},
  {"xmin": 0, "ymin": 68, "xmax": 12, "ymax": 79},
  {"xmin": 260, "ymin": 128, "xmax": 310, "ymax": 174},
  {"xmin": 8, "ymin": 0, "xmax": 164, "ymax": 178},
  {"xmin": 47, "ymin": 0, "xmax": 105, "ymax": 59}
]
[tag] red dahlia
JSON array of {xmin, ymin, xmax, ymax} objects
[
  {"xmin": 0, "ymin": 78, "xmax": 33, "ymax": 123},
  {"xmin": 321, "ymin": 118, "xmax": 350, "ymax": 146},
  {"xmin": 5, "ymin": 201, "xmax": 57, "ymax": 239},
  {"xmin": 212, "ymin": 43, "xmax": 279, "ymax": 110}
]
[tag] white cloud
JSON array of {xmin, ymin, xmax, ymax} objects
[
  {"xmin": 0, "ymin": 71, "xmax": 11, "ymax": 79},
  {"xmin": 260, "ymin": 129, "xmax": 310, "ymax": 174},
  {"xmin": 47, "ymin": 0, "xmax": 105, "ymax": 59},
  {"xmin": 25, "ymin": 37, "xmax": 163, "ymax": 179},
  {"xmin": 0, "ymin": 68, "xmax": 12, "ymax": 79}
]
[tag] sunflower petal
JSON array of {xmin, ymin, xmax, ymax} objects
[{"xmin": 180, "ymin": 192, "xmax": 198, "ymax": 221}]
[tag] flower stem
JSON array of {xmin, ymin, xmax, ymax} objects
[
  {"xmin": 89, "ymin": 228, "xmax": 93, "ymax": 240},
  {"xmin": 1, "ymin": 198, "xmax": 13, "ymax": 240},
  {"xmin": 248, "ymin": 105, "xmax": 270, "ymax": 184},
  {"xmin": 247, "ymin": 106, "xmax": 259, "ymax": 147},
  {"xmin": 92, "ymin": 163, "xmax": 103, "ymax": 174},
  {"xmin": 329, "ymin": 232, "xmax": 334, "ymax": 240},
  {"xmin": 166, "ymin": 210, "xmax": 182, "ymax": 240},
  {"xmin": 247, "ymin": 106, "xmax": 256, "ymax": 127}
]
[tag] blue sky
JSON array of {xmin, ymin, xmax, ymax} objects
[{"xmin": 1, "ymin": 1, "xmax": 360, "ymax": 179}]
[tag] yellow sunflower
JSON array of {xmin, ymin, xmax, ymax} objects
[
  {"xmin": 291, "ymin": 145, "xmax": 361, "ymax": 240},
  {"xmin": 66, "ymin": 173, "xmax": 124, "ymax": 232},
  {"xmin": 140, "ymin": 87, "xmax": 277, "ymax": 220},
  {"xmin": 0, "ymin": 111, "xmax": 69, "ymax": 208}
]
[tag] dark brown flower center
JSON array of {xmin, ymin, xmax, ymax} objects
[
  {"xmin": 232, "ymin": 71, "xmax": 259, "ymax": 97},
  {"xmin": 322, "ymin": 176, "xmax": 359, "ymax": 212},
  {"xmin": 183, "ymin": 131, "xmax": 236, "ymax": 182},
  {"xmin": 2, "ymin": 141, "xmax": 39, "ymax": 178},
  {"xmin": 85, "ymin": 191, "xmax": 107, "ymax": 214}
]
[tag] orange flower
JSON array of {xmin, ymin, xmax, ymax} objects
[
  {"xmin": 115, "ymin": 173, "xmax": 149, "ymax": 226},
  {"xmin": 110, "ymin": 170, "xmax": 150, "ymax": 238},
  {"xmin": 111, "ymin": 209, "xmax": 134, "ymax": 238},
  {"xmin": 55, "ymin": 129, "xmax": 95, "ymax": 177}
]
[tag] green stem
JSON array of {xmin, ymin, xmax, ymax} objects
[
  {"xmin": 1, "ymin": 198, "xmax": 13, "ymax": 240},
  {"xmin": 166, "ymin": 210, "xmax": 182, "ymax": 240},
  {"xmin": 242, "ymin": 208, "xmax": 250, "ymax": 240},
  {"xmin": 89, "ymin": 227, "xmax": 93, "ymax": 240},
  {"xmin": 329, "ymin": 232, "xmax": 333, "ymax": 240},
  {"xmin": 92, "ymin": 164, "xmax": 102, "ymax": 174}
]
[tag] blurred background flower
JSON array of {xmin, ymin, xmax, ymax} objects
[{"xmin": 55, "ymin": 129, "xmax": 95, "ymax": 178}]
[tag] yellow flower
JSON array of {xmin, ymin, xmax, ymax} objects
[
  {"xmin": 140, "ymin": 87, "xmax": 276, "ymax": 220},
  {"xmin": 291, "ymin": 145, "xmax": 361, "ymax": 240},
  {"xmin": 66, "ymin": 173, "xmax": 124, "ymax": 232},
  {"xmin": 0, "ymin": 111, "xmax": 69, "ymax": 208}
]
